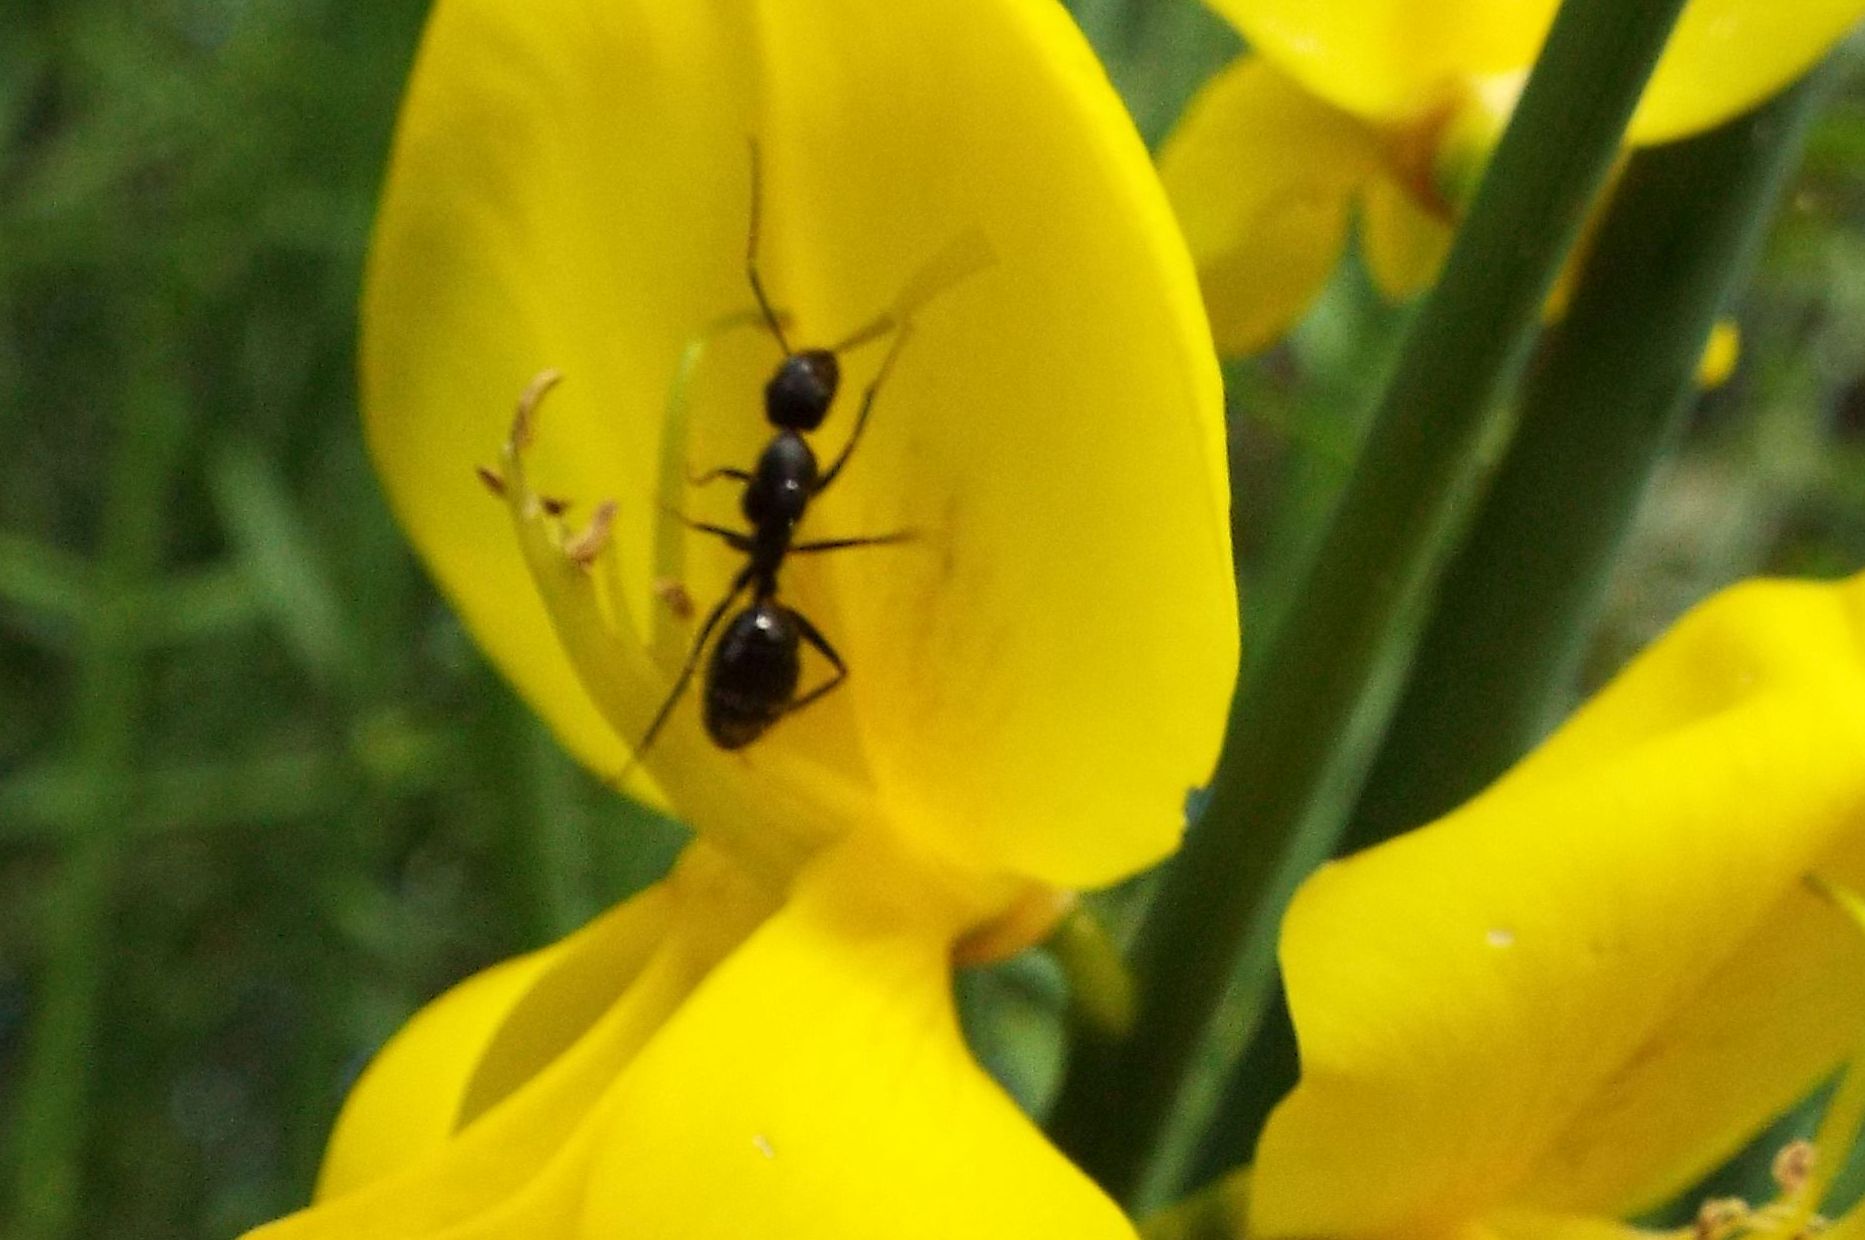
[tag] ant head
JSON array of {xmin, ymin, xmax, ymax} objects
[{"xmin": 764, "ymin": 348, "xmax": 840, "ymax": 431}]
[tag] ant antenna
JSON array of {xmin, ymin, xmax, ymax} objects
[
  {"xmin": 747, "ymin": 142, "xmax": 995, "ymax": 362},
  {"xmin": 745, "ymin": 139, "xmax": 793, "ymax": 356},
  {"xmin": 824, "ymin": 226, "xmax": 997, "ymax": 354},
  {"xmin": 828, "ymin": 311, "xmax": 896, "ymax": 357}
]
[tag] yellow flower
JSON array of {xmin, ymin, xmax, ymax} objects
[
  {"xmin": 1162, "ymin": 0, "xmax": 1865, "ymax": 355},
  {"xmin": 1246, "ymin": 572, "xmax": 1865, "ymax": 1240},
  {"xmin": 245, "ymin": 0, "xmax": 1237, "ymax": 1235}
]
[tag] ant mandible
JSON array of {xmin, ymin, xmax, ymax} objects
[{"xmin": 633, "ymin": 144, "xmax": 919, "ymax": 757}]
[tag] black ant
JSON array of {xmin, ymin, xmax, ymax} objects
[{"xmin": 633, "ymin": 146, "xmax": 925, "ymax": 757}]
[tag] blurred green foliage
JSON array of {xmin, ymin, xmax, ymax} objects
[
  {"xmin": 0, "ymin": 2, "xmax": 1861, "ymax": 1237},
  {"xmin": 0, "ymin": 4, "xmax": 685, "ymax": 1235}
]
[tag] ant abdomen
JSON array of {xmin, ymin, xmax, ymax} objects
[{"xmin": 703, "ymin": 603, "xmax": 804, "ymax": 749}]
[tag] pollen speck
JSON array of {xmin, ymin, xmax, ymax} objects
[
  {"xmin": 656, "ymin": 578, "xmax": 697, "ymax": 621},
  {"xmin": 1694, "ymin": 1197, "xmax": 1750, "ymax": 1240},
  {"xmin": 564, "ymin": 500, "xmax": 617, "ymax": 568},
  {"xmin": 1772, "ymin": 1139, "xmax": 1815, "ymax": 1193},
  {"xmin": 752, "ymin": 1133, "xmax": 776, "ymax": 1160}
]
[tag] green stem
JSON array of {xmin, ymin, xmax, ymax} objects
[
  {"xmin": 0, "ymin": 532, "xmax": 93, "ymax": 633},
  {"xmin": 1343, "ymin": 64, "xmax": 1838, "ymax": 852},
  {"xmin": 8, "ymin": 361, "xmax": 188, "ymax": 1240},
  {"xmin": 1183, "ymin": 66, "xmax": 1839, "ymax": 1195},
  {"xmin": 132, "ymin": 563, "xmax": 264, "ymax": 647},
  {"xmin": 1046, "ymin": 0, "xmax": 1690, "ymax": 1204},
  {"xmin": 0, "ymin": 753, "xmax": 335, "ymax": 843},
  {"xmin": 1139, "ymin": 1172, "xmax": 1249, "ymax": 1240},
  {"xmin": 211, "ymin": 442, "xmax": 360, "ymax": 694},
  {"xmin": 1049, "ymin": 907, "xmax": 1138, "ymax": 1041}
]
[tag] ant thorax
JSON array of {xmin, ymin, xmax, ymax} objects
[{"xmin": 741, "ymin": 431, "xmax": 818, "ymax": 527}]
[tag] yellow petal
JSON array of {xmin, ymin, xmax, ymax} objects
[
  {"xmin": 1504, "ymin": 575, "xmax": 1865, "ymax": 780},
  {"xmin": 1486, "ymin": 1211, "xmax": 1658, "ymax": 1240},
  {"xmin": 1253, "ymin": 574, "xmax": 1865, "ymax": 1240},
  {"xmin": 366, "ymin": 0, "xmax": 1237, "ymax": 889},
  {"xmin": 1157, "ymin": 56, "xmax": 1383, "ymax": 355},
  {"xmin": 1695, "ymin": 319, "xmax": 1741, "ymax": 390},
  {"xmin": 249, "ymin": 846, "xmax": 775, "ymax": 1239},
  {"xmin": 744, "ymin": 0, "xmax": 1239, "ymax": 889},
  {"xmin": 577, "ymin": 832, "xmax": 1138, "ymax": 1238},
  {"xmin": 363, "ymin": 0, "xmax": 762, "ymax": 809},
  {"xmin": 1628, "ymin": 1, "xmax": 1865, "ymax": 146},
  {"xmin": 311, "ymin": 920, "xmax": 619, "ymax": 1203},
  {"xmin": 1208, "ymin": 0, "xmax": 1860, "ymax": 143},
  {"xmin": 1201, "ymin": 0, "xmax": 1559, "ymax": 124},
  {"xmin": 1360, "ymin": 174, "xmax": 1455, "ymax": 303}
]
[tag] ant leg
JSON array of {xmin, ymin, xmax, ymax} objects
[
  {"xmin": 660, "ymin": 506, "xmax": 755, "ymax": 554},
  {"xmin": 817, "ymin": 322, "xmax": 914, "ymax": 493},
  {"xmin": 786, "ymin": 610, "xmax": 848, "ymax": 715},
  {"xmin": 688, "ymin": 466, "xmax": 753, "ymax": 487},
  {"xmin": 791, "ymin": 531, "xmax": 915, "ymax": 554},
  {"xmin": 630, "ymin": 567, "xmax": 754, "ymax": 763},
  {"xmin": 745, "ymin": 139, "xmax": 792, "ymax": 355}
]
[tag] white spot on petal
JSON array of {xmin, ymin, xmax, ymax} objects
[
  {"xmin": 752, "ymin": 1133, "xmax": 776, "ymax": 1160},
  {"xmin": 1486, "ymin": 927, "xmax": 1516, "ymax": 949}
]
